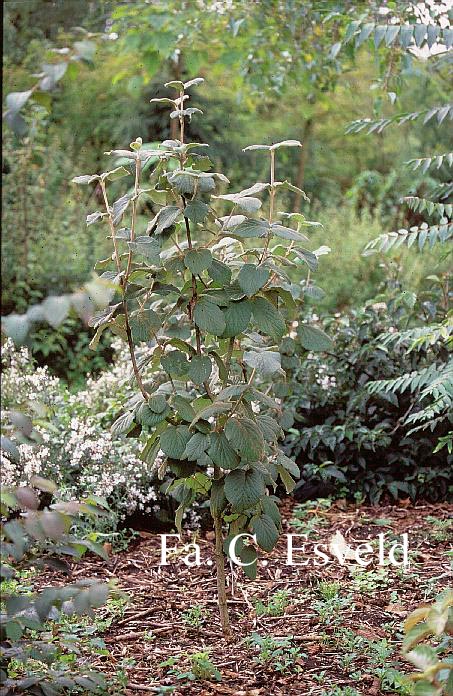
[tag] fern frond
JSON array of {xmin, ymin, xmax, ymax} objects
[
  {"xmin": 363, "ymin": 221, "xmax": 453, "ymax": 254},
  {"xmin": 430, "ymin": 180, "xmax": 453, "ymax": 201},
  {"xmin": 346, "ymin": 104, "xmax": 453, "ymax": 135},
  {"xmin": 405, "ymin": 153, "xmax": 453, "ymax": 173}
]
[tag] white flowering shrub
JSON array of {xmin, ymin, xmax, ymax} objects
[{"xmin": 1, "ymin": 339, "xmax": 164, "ymax": 524}]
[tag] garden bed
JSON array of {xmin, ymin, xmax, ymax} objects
[{"xmin": 40, "ymin": 498, "xmax": 452, "ymax": 695}]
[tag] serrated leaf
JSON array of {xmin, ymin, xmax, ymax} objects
[
  {"xmin": 128, "ymin": 236, "xmax": 161, "ymax": 264},
  {"xmin": 188, "ymin": 355, "xmax": 212, "ymax": 384},
  {"xmin": 222, "ymin": 299, "xmax": 252, "ymax": 338},
  {"xmin": 252, "ymin": 513, "xmax": 279, "ymax": 551},
  {"xmin": 208, "ymin": 432, "xmax": 240, "ymax": 470},
  {"xmin": 252, "ymin": 296, "xmax": 286, "ymax": 340},
  {"xmin": 184, "ymin": 248, "xmax": 213, "ymax": 275},
  {"xmin": 405, "ymin": 645, "xmax": 438, "ymax": 671},
  {"xmin": 210, "ymin": 479, "xmax": 227, "ymax": 515},
  {"xmin": 224, "ymin": 468, "xmax": 266, "ymax": 512},
  {"xmin": 277, "ymin": 464, "xmax": 296, "ymax": 493},
  {"xmin": 160, "ymin": 425, "xmax": 191, "ymax": 459},
  {"xmin": 161, "ymin": 350, "xmax": 189, "ymax": 377},
  {"xmin": 183, "ymin": 432, "xmax": 210, "ymax": 461},
  {"xmin": 111, "ymin": 411, "xmax": 134, "ymax": 436},
  {"xmin": 184, "ymin": 200, "xmax": 209, "ymax": 223},
  {"xmin": 194, "ymin": 297, "xmax": 226, "ymax": 335},
  {"xmin": 190, "ymin": 401, "xmax": 231, "ymax": 427},
  {"xmin": 297, "ymin": 324, "xmax": 333, "ymax": 351},
  {"xmin": 277, "ymin": 452, "xmax": 299, "ymax": 477},
  {"xmin": 231, "ymin": 218, "xmax": 270, "ymax": 238},
  {"xmin": 238, "ymin": 264, "xmax": 270, "ymax": 297},
  {"xmin": 130, "ymin": 309, "xmax": 161, "ymax": 342},
  {"xmin": 208, "ymin": 259, "xmax": 232, "ymax": 285},
  {"xmin": 243, "ymin": 350, "xmax": 283, "ymax": 377},
  {"xmin": 225, "ymin": 417, "xmax": 265, "ymax": 462},
  {"xmin": 257, "ymin": 415, "xmax": 283, "ymax": 443},
  {"xmin": 172, "ymin": 395, "xmax": 196, "ymax": 422}
]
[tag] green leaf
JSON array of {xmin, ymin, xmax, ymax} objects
[
  {"xmin": 297, "ymin": 324, "xmax": 333, "ymax": 351},
  {"xmin": 225, "ymin": 417, "xmax": 265, "ymax": 462},
  {"xmin": 6, "ymin": 90, "xmax": 33, "ymax": 112},
  {"xmin": 148, "ymin": 205, "xmax": 181, "ymax": 235},
  {"xmin": 252, "ymin": 513, "xmax": 279, "ymax": 551},
  {"xmin": 184, "ymin": 200, "xmax": 209, "ymax": 224},
  {"xmin": 224, "ymin": 468, "xmax": 265, "ymax": 512},
  {"xmin": 148, "ymin": 395, "xmax": 168, "ymax": 413},
  {"xmin": 111, "ymin": 411, "xmax": 134, "ymax": 436},
  {"xmin": 243, "ymin": 350, "xmax": 283, "ymax": 377},
  {"xmin": 208, "ymin": 432, "xmax": 240, "ymax": 470},
  {"xmin": 252, "ymin": 297, "xmax": 286, "ymax": 340},
  {"xmin": 272, "ymin": 225, "xmax": 309, "ymax": 242},
  {"xmin": 137, "ymin": 402, "xmax": 170, "ymax": 427},
  {"xmin": 231, "ymin": 218, "xmax": 269, "ymax": 238},
  {"xmin": 277, "ymin": 452, "xmax": 299, "ymax": 477},
  {"xmin": 194, "ymin": 297, "xmax": 226, "ymax": 336},
  {"xmin": 190, "ymin": 401, "xmax": 231, "ymax": 427},
  {"xmin": 222, "ymin": 299, "xmax": 252, "ymax": 338},
  {"xmin": 128, "ymin": 236, "xmax": 161, "ymax": 264},
  {"xmin": 277, "ymin": 465, "xmax": 296, "ymax": 493},
  {"xmin": 240, "ymin": 544, "xmax": 258, "ymax": 580},
  {"xmin": 261, "ymin": 496, "xmax": 281, "ymax": 527},
  {"xmin": 210, "ymin": 479, "xmax": 227, "ymax": 516},
  {"xmin": 406, "ymin": 645, "xmax": 438, "ymax": 671},
  {"xmin": 292, "ymin": 248, "xmax": 319, "ymax": 271},
  {"xmin": 160, "ymin": 425, "xmax": 191, "ymax": 459},
  {"xmin": 172, "ymin": 395, "xmax": 196, "ymax": 422},
  {"xmin": 257, "ymin": 415, "xmax": 283, "ymax": 443},
  {"xmin": 184, "ymin": 249, "xmax": 213, "ymax": 275},
  {"xmin": 188, "ymin": 355, "xmax": 212, "ymax": 384},
  {"xmin": 238, "ymin": 264, "xmax": 270, "ymax": 297},
  {"xmin": 208, "ymin": 259, "xmax": 232, "ymax": 285},
  {"xmin": 161, "ymin": 350, "xmax": 189, "ymax": 377},
  {"xmin": 130, "ymin": 309, "xmax": 161, "ymax": 342},
  {"xmin": 183, "ymin": 433, "xmax": 210, "ymax": 461}
]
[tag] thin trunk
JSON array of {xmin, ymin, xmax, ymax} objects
[
  {"xmin": 293, "ymin": 117, "xmax": 314, "ymax": 212},
  {"xmin": 213, "ymin": 512, "xmax": 230, "ymax": 637}
]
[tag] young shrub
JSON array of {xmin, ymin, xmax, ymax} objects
[{"xmin": 73, "ymin": 77, "xmax": 326, "ymax": 635}]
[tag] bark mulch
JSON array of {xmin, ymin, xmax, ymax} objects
[{"xmin": 55, "ymin": 499, "xmax": 452, "ymax": 695}]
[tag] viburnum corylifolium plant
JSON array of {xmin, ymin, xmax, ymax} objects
[{"xmin": 73, "ymin": 77, "xmax": 326, "ymax": 635}]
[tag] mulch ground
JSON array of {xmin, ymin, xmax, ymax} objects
[{"xmin": 51, "ymin": 498, "xmax": 452, "ymax": 695}]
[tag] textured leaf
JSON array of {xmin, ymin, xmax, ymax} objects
[
  {"xmin": 297, "ymin": 324, "xmax": 333, "ymax": 351},
  {"xmin": 188, "ymin": 355, "xmax": 212, "ymax": 384},
  {"xmin": 238, "ymin": 264, "xmax": 270, "ymax": 297},
  {"xmin": 128, "ymin": 236, "xmax": 161, "ymax": 264},
  {"xmin": 257, "ymin": 415, "xmax": 283, "ymax": 443},
  {"xmin": 208, "ymin": 432, "xmax": 240, "ymax": 470},
  {"xmin": 184, "ymin": 248, "xmax": 213, "ymax": 275},
  {"xmin": 160, "ymin": 425, "xmax": 191, "ymax": 459},
  {"xmin": 210, "ymin": 479, "xmax": 227, "ymax": 515},
  {"xmin": 208, "ymin": 259, "xmax": 232, "ymax": 285},
  {"xmin": 252, "ymin": 297, "xmax": 286, "ymax": 339},
  {"xmin": 190, "ymin": 401, "xmax": 232, "ymax": 427},
  {"xmin": 252, "ymin": 513, "xmax": 279, "ymax": 551},
  {"xmin": 183, "ymin": 432, "xmax": 210, "ymax": 461},
  {"xmin": 243, "ymin": 350, "xmax": 283, "ymax": 377},
  {"xmin": 111, "ymin": 411, "xmax": 134, "ymax": 436},
  {"xmin": 222, "ymin": 300, "xmax": 252, "ymax": 338},
  {"xmin": 161, "ymin": 350, "xmax": 189, "ymax": 377},
  {"xmin": 184, "ymin": 200, "xmax": 209, "ymax": 223},
  {"xmin": 130, "ymin": 309, "xmax": 161, "ymax": 342},
  {"xmin": 194, "ymin": 297, "xmax": 226, "ymax": 335},
  {"xmin": 225, "ymin": 417, "xmax": 265, "ymax": 461},
  {"xmin": 231, "ymin": 218, "xmax": 270, "ymax": 238},
  {"xmin": 224, "ymin": 468, "xmax": 265, "ymax": 511},
  {"xmin": 172, "ymin": 395, "xmax": 196, "ymax": 422}
]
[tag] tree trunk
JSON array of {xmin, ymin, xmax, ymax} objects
[
  {"xmin": 293, "ymin": 117, "xmax": 314, "ymax": 212},
  {"xmin": 213, "ymin": 513, "xmax": 230, "ymax": 637}
]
